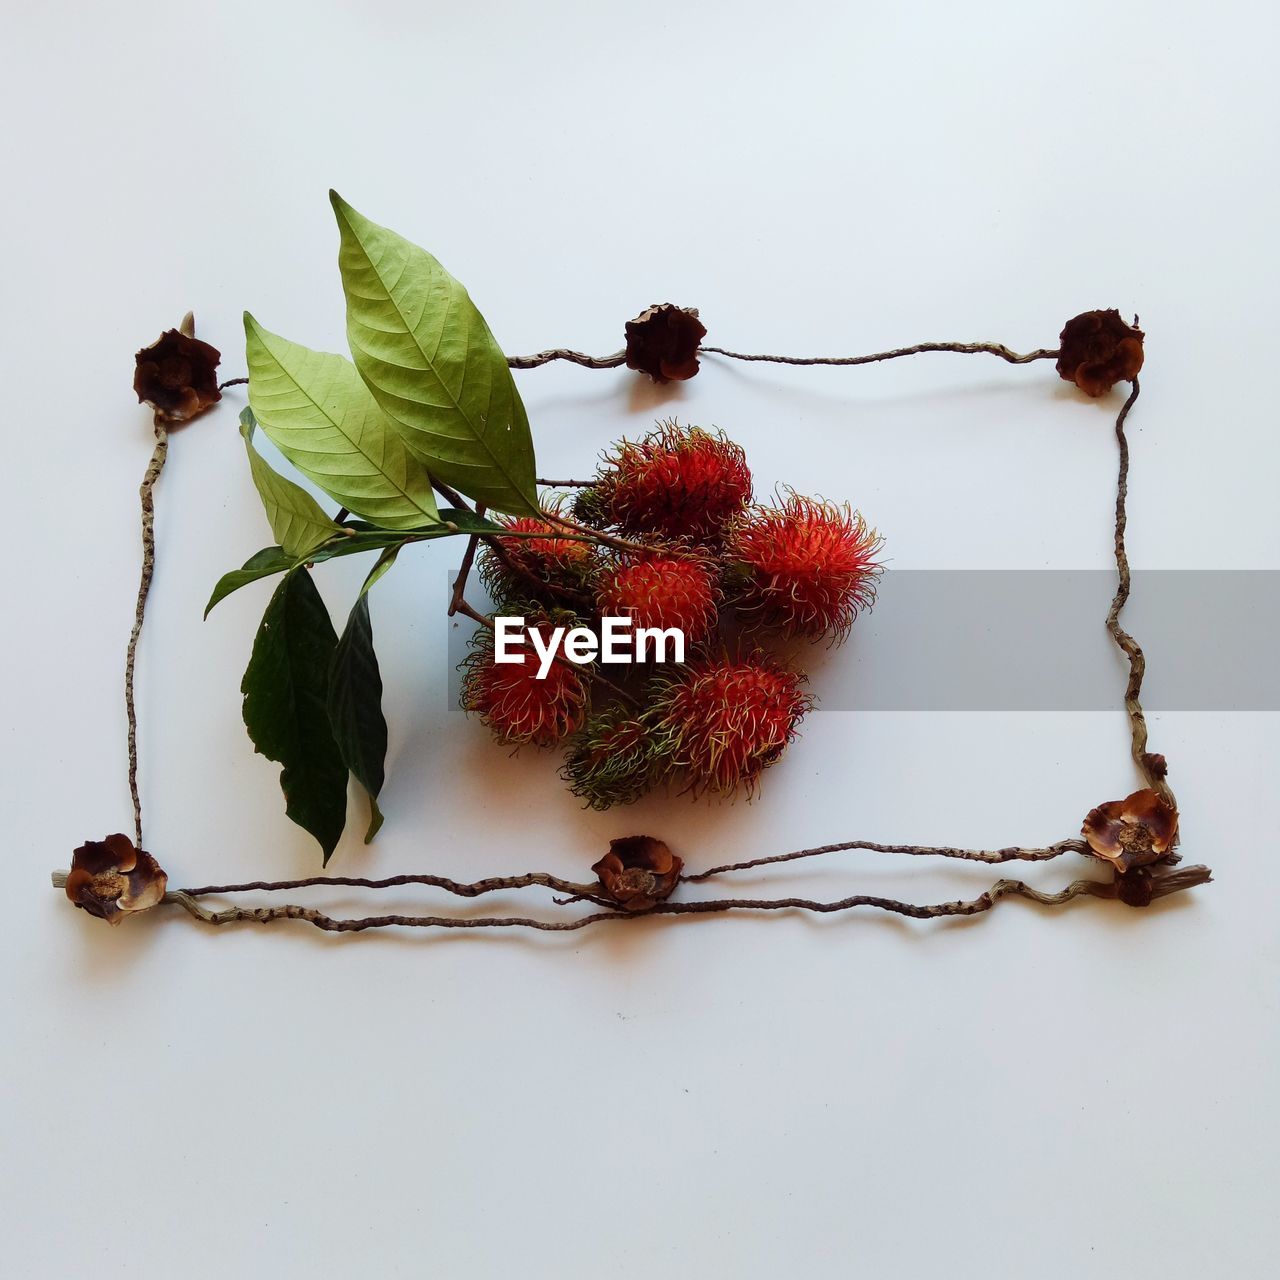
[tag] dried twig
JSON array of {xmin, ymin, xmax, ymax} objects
[
  {"xmin": 505, "ymin": 341, "xmax": 1059, "ymax": 373},
  {"xmin": 508, "ymin": 348, "xmax": 627, "ymax": 370},
  {"xmin": 686, "ymin": 837, "xmax": 1089, "ymax": 882},
  {"xmin": 181, "ymin": 869, "xmax": 613, "ymax": 908},
  {"xmin": 1103, "ymin": 380, "xmax": 1170, "ymax": 801},
  {"xmin": 699, "ymin": 341, "xmax": 1060, "ymax": 368},
  {"xmin": 124, "ymin": 417, "xmax": 169, "ymax": 849},
  {"xmin": 122, "ymin": 870, "xmax": 1208, "ymax": 934}
]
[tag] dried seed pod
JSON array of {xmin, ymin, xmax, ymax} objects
[
  {"xmin": 1082, "ymin": 788, "xmax": 1178, "ymax": 872},
  {"xmin": 134, "ymin": 320, "xmax": 222, "ymax": 423},
  {"xmin": 624, "ymin": 304, "xmax": 707, "ymax": 383},
  {"xmin": 65, "ymin": 834, "xmax": 167, "ymax": 925},
  {"xmin": 591, "ymin": 835, "xmax": 683, "ymax": 910},
  {"xmin": 1055, "ymin": 309, "xmax": 1144, "ymax": 397}
]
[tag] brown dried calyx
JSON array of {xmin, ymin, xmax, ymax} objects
[
  {"xmin": 65, "ymin": 834, "xmax": 167, "ymax": 925},
  {"xmin": 624, "ymin": 304, "xmax": 707, "ymax": 383},
  {"xmin": 1082, "ymin": 788, "xmax": 1178, "ymax": 874},
  {"xmin": 592, "ymin": 836, "xmax": 684, "ymax": 911},
  {"xmin": 134, "ymin": 312, "xmax": 222, "ymax": 423},
  {"xmin": 1055, "ymin": 309, "xmax": 1144, "ymax": 397}
]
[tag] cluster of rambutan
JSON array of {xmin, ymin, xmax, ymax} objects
[{"xmin": 459, "ymin": 420, "xmax": 883, "ymax": 807}]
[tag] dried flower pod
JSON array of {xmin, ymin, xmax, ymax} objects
[
  {"xmin": 1055, "ymin": 309, "xmax": 1144, "ymax": 397},
  {"xmin": 1081, "ymin": 788, "xmax": 1178, "ymax": 873},
  {"xmin": 624, "ymin": 304, "xmax": 707, "ymax": 383},
  {"xmin": 134, "ymin": 319, "xmax": 222, "ymax": 423},
  {"xmin": 65, "ymin": 834, "xmax": 167, "ymax": 925},
  {"xmin": 592, "ymin": 835, "xmax": 683, "ymax": 911}
]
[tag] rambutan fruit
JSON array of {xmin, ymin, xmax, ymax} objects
[
  {"xmin": 460, "ymin": 613, "xmax": 589, "ymax": 747},
  {"xmin": 595, "ymin": 552, "xmax": 720, "ymax": 647},
  {"xmin": 561, "ymin": 705, "xmax": 672, "ymax": 809},
  {"xmin": 592, "ymin": 420, "xmax": 752, "ymax": 541},
  {"xmin": 652, "ymin": 654, "xmax": 813, "ymax": 797},
  {"xmin": 726, "ymin": 491, "xmax": 882, "ymax": 642},
  {"xmin": 479, "ymin": 494, "xmax": 596, "ymax": 605}
]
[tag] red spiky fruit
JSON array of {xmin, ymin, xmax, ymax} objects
[
  {"xmin": 480, "ymin": 496, "xmax": 595, "ymax": 604},
  {"xmin": 727, "ymin": 492, "xmax": 882, "ymax": 642},
  {"xmin": 595, "ymin": 554, "xmax": 720, "ymax": 646},
  {"xmin": 654, "ymin": 654, "xmax": 813, "ymax": 797},
  {"xmin": 594, "ymin": 421, "xmax": 752, "ymax": 540},
  {"xmin": 561, "ymin": 706, "xmax": 672, "ymax": 809},
  {"xmin": 460, "ymin": 618, "xmax": 589, "ymax": 747}
]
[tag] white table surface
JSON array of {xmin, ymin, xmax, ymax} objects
[{"xmin": 3, "ymin": 2, "xmax": 1277, "ymax": 1276}]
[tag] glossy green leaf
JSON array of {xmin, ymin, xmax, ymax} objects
[
  {"xmin": 240, "ymin": 409, "xmax": 340, "ymax": 558},
  {"xmin": 360, "ymin": 543, "xmax": 403, "ymax": 597},
  {"xmin": 204, "ymin": 509, "xmax": 503, "ymax": 618},
  {"xmin": 241, "ymin": 573, "xmax": 348, "ymax": 863},
  {"xmin": 205, "ymin": 547, "xmax": 297, "ymax": 618},
  {"xmin": 327, "ymin": 595, "xmax": 387, "ymax": 843},
  {"xmin": 331, "ymin": 192, "xmax": 538, "ymax": 515},
  {"xmin": 244, "ymin": 313, "xmax": 441, "ymax": 529}
]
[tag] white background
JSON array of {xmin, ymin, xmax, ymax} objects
[{"xmin": 3, "ymin": 2, "xmax": 1277, "ymax": 1276}]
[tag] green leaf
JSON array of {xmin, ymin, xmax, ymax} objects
[
  {"xmin": 330, "ymin": 192, "xmax": 538, "ymax": 515},
  {"xmin": 240, "ymin": 410, "xmax": 341, "ymax": 558},
  {"xmin": 241, "ymin": 572, "xmax": 349, "ymax": 863},
  {"xmin": 205, "ymin": 547, "xmax": 296, "ymax": 618},
  {"xmin": 360, "ymin": 543, "xmax": 403, "ymax": 596},
  {"xmin": 204, "ymin": 510, "xmax": 505, "ymax": 617},
  {"xmin": 244, "ymin": 313, "xmax": 441, "ymax": 529},
  {"xmin": 327, "ymin": 595, "xmax": 387, "ymax": 843}
]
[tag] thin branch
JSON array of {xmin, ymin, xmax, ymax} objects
[
  {"xmin": 430, "ymin": 477, "xmax": 477, "ymax": 513},
  {"xmin": 504, "ymin": 341, "xmax": 1060, "ymax": 373},
  {"xmin": 1102, "ymin": 380, "xmax": 1169, "ymax": 801},
  {"xmin": 179, "ymin": 869, "xmax": 611, "ymax": 907},
  {"xmin": 218, "ymin": 376, "xmax": 249, "ymax": 390},
  {"xmin": 508, "ymin": 349, "xmax": 627, "ymax": 370},
  {"xmin": 540, "ymin": 508, "xmax": 650, "ymax": 555},
  {"xmin": 700, "ymin": 342, "xmax": 1060, "ymax": 368},
  {"xmin": 125, "ymin": 418, "xmax": 169, "ymax": 849},
  {"xmin": 686, "ymin": 837, "xmax": 1089, "ymax": 882},
  {"xmin": 535, "ymin": 478, "xmax": 598, "ymax": 488},
  {"xmin": 448, "ymin": 502, "xmax": 485, "ymax": 618},
  {"xmin": 154, "ymin": 874, "xmax": 1125, "ymax": 933}
]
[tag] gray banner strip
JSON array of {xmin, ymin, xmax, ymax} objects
[{"xmin": 448, "ymin": 571, "xmax": 1279, "ymax": 711}]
